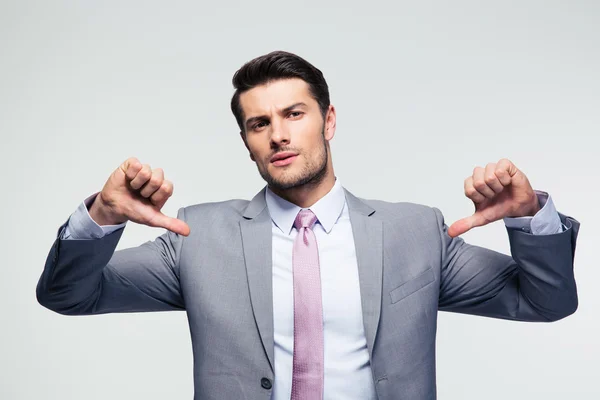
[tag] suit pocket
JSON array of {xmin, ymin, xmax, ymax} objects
[{"xmin": 390, "ymin": 268, "xmax": 435, "ymax": 304}]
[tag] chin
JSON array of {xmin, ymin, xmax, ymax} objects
[
  {"xmin": 268, "ymin": 165, "xmax": 296, "ymax": 179},
  {"xmin": 271, "ymin": 177, "xmax": 301, "ymax": 190},
  {"xmin": 267, "ymin": 173, "xmax": 306, "ymax": 190}
]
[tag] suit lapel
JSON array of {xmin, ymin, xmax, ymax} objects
[
  {"xmin": 344, "ymin": 189, "xmax": 383, "ymax": 360},
  {"xmin": 238, "ymin": 186, "xmax": 383, "ymax": 371},
  {"xmin": 240, "ymin": 188, "xmax": 275, "ymax": 373}
]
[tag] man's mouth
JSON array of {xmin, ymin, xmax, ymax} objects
[{"xmin": 270, "ymin": 152, "xmax": 298, "ymax": 166}]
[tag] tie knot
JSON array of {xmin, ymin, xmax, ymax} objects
[{"xmin": 294, "ymin": 209, "xmax": 318, "ymax": 230}]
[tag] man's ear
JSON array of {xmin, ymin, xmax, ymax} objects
[
  {"xmin": 324, "ymin": 104, "xmax": 337, "ymax": 141},
  {"xmin": 239, "ymin": 130, "xmax": 256, "ymax": 161}
]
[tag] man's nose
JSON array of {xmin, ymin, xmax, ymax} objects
[{"xmin": 270, "ymin": 119, "xmax": 290, "ymax": 146}]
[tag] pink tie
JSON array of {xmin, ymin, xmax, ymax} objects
[{"xmin": 291, "ymin": 209, "xmax": 324, "ymax": 400}]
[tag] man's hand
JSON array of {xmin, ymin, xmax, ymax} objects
[
  {"xmin": 447, "ymin": 158, "xmax": 540, "ymax": 238},
  {"xmin": 88, "ymin": 157, "xmax": 190, "ymax": 236}
]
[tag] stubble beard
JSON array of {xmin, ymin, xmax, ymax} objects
[{"xmin": 258, "ymin": 128, "xmax": 329, "ymax": 191}]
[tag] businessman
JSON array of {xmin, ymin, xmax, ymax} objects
[{"xmin": 37, "ymin": 51, "xmax": 579, "ymax": 400}]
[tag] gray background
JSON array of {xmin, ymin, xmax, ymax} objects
[{"xmin": 1, "ymin": 0, "xmax": 598, "ymax": 399}]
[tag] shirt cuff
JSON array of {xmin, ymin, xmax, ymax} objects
[
  {"xmin": 63, "ymin": 192, "xmax": 127, "ymax": 240},
  {"xmin": 503, "ymin": 190, "xmax": 563, "ymax": 235}
]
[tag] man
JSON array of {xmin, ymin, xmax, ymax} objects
[{"xmin": 37, "ymin": 51, "xmax": 579, "ymax": 400}]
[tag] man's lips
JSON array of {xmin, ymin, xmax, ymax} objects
[{"xmin": 270, "ymin": 151, "xmax": 298, "ymax": 165}]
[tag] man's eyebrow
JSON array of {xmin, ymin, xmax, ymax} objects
[
  {"xmin": 245, "ymin": 115, "xmax": 265, "ymax": 129},
  {"xmin": 281, "ymin": 102, "xmax": 307, "ymax": 113},
  {"xmin": 244, "ymin": 102, "xmax": 308, "ymax": 129}
]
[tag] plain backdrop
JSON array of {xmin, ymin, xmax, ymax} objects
[{"xmin": 1, "ymin": 1, "xmax": 598, "ymax": 399}]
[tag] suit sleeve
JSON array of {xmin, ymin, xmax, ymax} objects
[
  {"xmin": 435, "ymin": 207, "xmax": 579, "ymax": 322},
  {"xmin": 36, "ymin": 208, "xmax": 187, "ymax": 315}
]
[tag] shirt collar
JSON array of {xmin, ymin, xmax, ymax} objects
[{"xmin": 265, "ymin": 178, "xmax": 346, "ymax": 235}]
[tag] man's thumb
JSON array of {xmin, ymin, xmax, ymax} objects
[
  {"xmin": 150, "ymin": 212, "xmax": 191, "ymax": 236},
  {"xmin": 447, "ymin": 213, "xmax": 487, "ymax": 238}
]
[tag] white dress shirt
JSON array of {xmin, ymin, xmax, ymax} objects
[
  {"xmin": 62, "ymin": 179, "xmax": 563, "ymax": 399},
  {"xmin": 266, "ymin": 179, "xmax": 376, "ymax": 399}
]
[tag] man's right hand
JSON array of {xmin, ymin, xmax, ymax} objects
[{"xmin": 88, "ymin": 157, "xmax": 191, "ymax": 236}]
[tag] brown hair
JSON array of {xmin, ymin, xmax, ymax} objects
[{"xmin": 230, "ymin": 51, "xmax": 330, "ymax": 134}]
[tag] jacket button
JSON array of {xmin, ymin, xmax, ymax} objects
[{"xmin": 260, "ymin": 377, "xmax": 272, "ymax": 389}]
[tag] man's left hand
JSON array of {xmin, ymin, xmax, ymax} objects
[{"xmin": 447, "ymin": 158, "xmax": 541, "ymax": 238}]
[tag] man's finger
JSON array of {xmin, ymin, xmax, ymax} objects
[
  {"xmin": 140, "ymin": 168, "xmax": 164, "ymax": 198},
  {"xmin": 484, "ymin": 163, "xmax": 504, "ymax": 194},
  {"xmin": 494, "ymin": 163, "xmax": 512, "ymax": 186},
  {"xmin": 130, "ymin": 164, "xmax": 152, "ymax": 190},
  {"xmin": 496, "ymin": 158, "xmax": 518, "ymax": 180},
  {"xmin": 150, "ymin": 180, "xmax": 174, "ymax": 209},
  {"xmin": 121, "ymin": 157, "xmax": 142, "ymax": 180},
  {"xmin": 464, "ymin": 176, "xmax": 486, "ymax": 203},
  {"xmin": 447, "ymin": 213, "xmax": 488, "ymax": 238},
  {"xmin": 473, "ymin": 167, "xmax": 496, "ymax": 199}
]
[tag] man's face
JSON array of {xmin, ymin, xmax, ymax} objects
[{"xmin": 239, "ymin": 78, "xmax": 335, "ymax": 190}]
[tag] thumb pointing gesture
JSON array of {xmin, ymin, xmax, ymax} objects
[
  {"xmin": 447, "ymin": 158, "xmax": 540, "ymax": 238},
  {"xmin": 89, "ymin": 157, "xmax": 191, "ymax": 236}
]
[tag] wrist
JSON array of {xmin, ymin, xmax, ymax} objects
[
  {"xmin": 523, "ymin": 194, "xmax": 541, "ymax": 217},
  {"xmin": 88, "ymin": 193, "xmax": 127, "ymax": 226}
]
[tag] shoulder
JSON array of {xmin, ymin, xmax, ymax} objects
[
  {"xmin": 177, "ymin": 198, "xmax": 251, "ymax": 224},
  {"xmin": 353, "ymin": 196, "xmax": 446, "ymax": 230},
  {"xmin": 359, "ymin": 197, "xmax": 438, "ymax": 218}
]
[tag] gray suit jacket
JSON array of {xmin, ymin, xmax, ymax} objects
[{"xmin": 37, "ymin": 187, "xmax": 580, "ymax": 400}]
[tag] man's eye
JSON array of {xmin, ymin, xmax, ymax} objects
[
  {"xmin": 289, "ymin": 111, "xmax": 303, "ymax": 118},
  {"xmin": 254, "ymin": 121, "xmax": 268, "ymax": 130}
]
